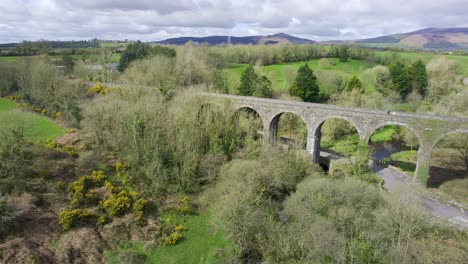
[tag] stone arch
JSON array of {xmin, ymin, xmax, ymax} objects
[
  {"xmin": 426, "ymin": 128, "xmax": 468, "ymax": 187},
  {"xmin": 431, "ymin": 129, "xmax": 468, "ymax": 152},
  {"xmin": 268, "ymin": 111, "xmax": 309, "ymax": 147},
  {"xmin": 366, "ymin": 121, "xmax": 422, "ymax": 146},
  {"xmin": 232, "ymin": 106, "xmax": 266, "ymax": 140},
  {"xmin": 313, "ymin": 115, "xmax": 364, "ymax": 139},
  {"xmin": 366, "ymin": 122, "xmax": 422, "ymax": 179},
  {"xmin": 309, "ymin": 116, "xmax": 363, "ymax": 162}
]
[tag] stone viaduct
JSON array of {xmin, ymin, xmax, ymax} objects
[{"xmin": 202, "ymin": 93, "xmax": 468, "ymax": 182}]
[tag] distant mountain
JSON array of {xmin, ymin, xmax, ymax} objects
[
  {"xmin": 156, "ymin": 33, "xmax": 314, "ymax": 45},
  {"xmin": 356, "ymin": 27, "xmax": 468, "ymax": 50}
]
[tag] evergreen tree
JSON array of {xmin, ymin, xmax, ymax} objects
[
  {"xmin": 118, "ymin": 41, "xmax": 151, "ymax": 72},
  {"xmin": 389, "ymin": 61, "xmax": 410, "ymax": 97},
  {"xmin": 118, "ymin": 42, "xmax": 176, "ymax": 72},
  {"xmin": 289, "ymin": 63, "xmax": 319, "ymax": 102},
  {"xmin": 238, "ymin": 65, "xmax": 257, "ymax": 96},
  {"xmin": 346, "ymin": 75, "xmax": 363, "ymax": 92},
  {"xmin": 408, "ymin": 59, "xmax": 428, "ymax": 96},
  {"xmin": 253, "ymin": 75, "xmax": 273, "ymax": 98}
]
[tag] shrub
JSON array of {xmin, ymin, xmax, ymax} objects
[
  {"xmin": 133, "ymin": 198, "xmax": 148, "ymax": 221},
  {"xmin": 46, "ymin": 139, "xmax": 59, "ymax": 149},
  {"xmin": 162, "ymin": 232, "xmax": 183, "ymax": 246},
  {"xmin": 68, "ymin": 171, "xmax": 107, "ymax": 207},
  {"xmin": 0, "ymin": 125, "xmax": 35, "ymax": 180},
  {"xmin": 58, "ymin": 209, "xmax": 92, "ymax": 231},
  {"xmin": 96, "ymin": 215, "xmax": 107, "ymax": 227},
  {"xmin": 88, "ymin": 83, "xmax": 110, "ymax": 95},
  {"xmin": 176, "ymin": 196, "xmax": 193, "ymax": 215},
  {"xmin": 101, "ymin": 190, "xmax": 133, "ymax": 216}
]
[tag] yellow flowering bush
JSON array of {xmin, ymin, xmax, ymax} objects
[
  {"xmin": 133, "ymin": 198, "xmax": 148, "ymax": 221},
  {"xmin": 88, "ymin": 83, "xmax": 110, "ymax": 95},
  {"xmin": 7, "ymin": 95, "xmax": 19, "ymax": 102},
  {"xmin": 174, "ymin": 225, "xmax": 186, "ymax": 232},
  {"xmin": 101, "ymin": 189, "xmax": 133, "ymax": 216},
  {"xmin": 69, "ymin": 171, "xmax": 107, "ymax": 207},
  {"xmin": 97, "ymin": 216, "xmax": 107, "ymax": 227},
  {"xmin": 46, "ymin": 139, "xmax": 59, "ymax": 149},
  {"xmin": 162, "ymin": 232, "xmax": 183, "ymax": 246},
  {"xmin": 177, "ymin": 196, "xmax": 193, "ymax": 215},
  {"xmin": 58, "ymin": 209, "xmax": 92, "ymax": 231}
]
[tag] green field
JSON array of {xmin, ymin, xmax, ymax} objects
[
  {"xmin": 0, "ymin": 56, "xmax": 20, "ymax": 62},
  {"xmin": 374, "ymin": 50, "xmax": 468, "ymax": 75},
  {"xmin": 226, "ymin": 58, "xmax": 374, "ymax": 94},
  {"xmin": 104, "ymin": 212, "xmax": 232, "ymax": 264},
  {"xmin": 0, "ymin": 98, "xmax": 64, "ymax": 142}
]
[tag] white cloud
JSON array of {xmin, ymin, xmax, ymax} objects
[{"xmin": 0, "ymin": 0, "xmax": 467, "ymax": 42}]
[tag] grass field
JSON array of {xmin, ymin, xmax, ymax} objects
[
  {"xmin": 226, "ymin": 58, "xmax": 374, "ymax": 94},
  {"xmin": 0, "ymin": 98, "xmax": 64, "ymax": 142},
  {"xmin": 374, "ymin": 50, "xmax": 468, "ymax": 75},
  {"xmin": 104, "ymin": 212, "xmax": 232, "ymax": 264},
  {"xmin": 226, "ymin": 51, "xmax": 468, "ymax": 94},
  {"xmin": 0, "ymin": 56, "xmax": 20, "ymax": 62}
]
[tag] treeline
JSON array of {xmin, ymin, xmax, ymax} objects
[
  {"xmin": 0, "ymin": 39, "xmax": 100, "ymax": 56},
  {"xmin": 207, "ymin": 43, "xmax": 408, "ymax": 66}
]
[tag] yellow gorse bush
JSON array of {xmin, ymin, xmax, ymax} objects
[
  {"xmin": 58, "ymin": 209, "xmax": 91, "ymax": 231},
  {"xmin": 88, "ymin": 83, "xmax": 110, "ymax": 95},
  {"xmin": 162, "ymin": 232, "xmax": 183, "ymax": 246}
]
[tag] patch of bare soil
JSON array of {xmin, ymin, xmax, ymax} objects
[
  {"xmin": 1, "ymin": 193, "xmax": 64, "ymax": 264},
  {"xmin": 0, "ymin": 238, "xmax": 56, "ymax": 264},
  {"xmin": 100, "ymin": 215, "xmax": 162, "ymax": 244},
  {"xmin": 55, "ymin": 228, "xmax": 107, "ymax": 264},
  {"xmin": 56, "ymin": 131, "xmax": 87, "ymax": 151}
]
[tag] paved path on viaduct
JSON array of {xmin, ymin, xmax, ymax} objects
[{"xmin": 203, "ymin": 93, "xmax": 468, "ymax": 182}]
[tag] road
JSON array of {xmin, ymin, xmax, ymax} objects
[{"xmin": 371, "ymin": 165, "xmax": 468, "ymax": 229}]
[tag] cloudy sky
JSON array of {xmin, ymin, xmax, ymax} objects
[{"xmin": 1, "ymin": 0, "xmax": 467, "ymax": 43}]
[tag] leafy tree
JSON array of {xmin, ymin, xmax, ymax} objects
[
  {"xmin": 389, "ymin": 61, "xmax": 410, "ymax": 97},
  {"xmin": 253, "ymin": 75, "xmax": 273, "ymax": 98},
  {"xmin": 408, "ymin": 60, "xmax": 428, "ymax": 96},
  {"xmin": 339, "ymin": 45, "xmax": 349, "ymax": 62},
  {"xmin": 346, "ymin": 75, "xmax": 363, "ymax": 92},
  {"xmin": 238, "ymin": 65, "xmax": 257, "ymax": 96},
  {"xmin": 289, "ymin": 63, "xmax": 319, "ymax": 102}
]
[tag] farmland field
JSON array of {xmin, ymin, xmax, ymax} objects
[
  {"xmin": 0, "ymin": 98, "xmax": 64, "ymax": 142},
  {"xmin": 226, "ymin": 58, "xmax": 374, "ymax": 95}
]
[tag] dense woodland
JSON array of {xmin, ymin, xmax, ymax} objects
[{"xmin": 0, "ymin": 42, "xmax": 467, "ymax": 263}]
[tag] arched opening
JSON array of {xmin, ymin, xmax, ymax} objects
[
  {"xmin": 428, "ymin": 132, "xmax": 467, "ymax": 202},
  {"xmin": 269, "ymin": 112, "xmax": 307, "ymax": 149},
  {"xmin": 316, "ymin": 118, "xmax": 360, "ymax": 157},
  {"xmin": 233, "ymin": 107, "xmax": 264, "ymax": 141},
  {"xmin": 368, "ymin": 124, "xmax": 420, "ymax": 177},
  {"xmin": 312, "ymin": 118, "xmax": 360, "ymax": 172}
]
